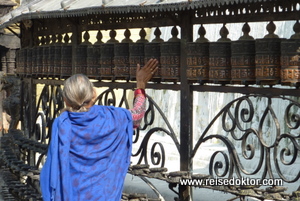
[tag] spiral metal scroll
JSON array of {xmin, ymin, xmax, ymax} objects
[
  {"xmin": 192, "ymin": 95, "xmax": 300, "ymax": 188},
  {"xmin": 95, "ymin": 88, "xmax": 180, "ymax": 168},
  {"xmin": 22, "ymin": 84, "xmax": 64, "ymax": 168}
]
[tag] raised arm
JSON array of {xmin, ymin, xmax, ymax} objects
[{"xmin": 130, "ymin": 59, "xmax": 158, "ymax": 128}]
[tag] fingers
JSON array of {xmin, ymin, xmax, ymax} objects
[
  {"xmin": 145, "ymin": 59, "xmax": 159, "ymax": 75},
  {"xmin": 136, "ymin": 63, "xmax": 141, "ymax": 74}
]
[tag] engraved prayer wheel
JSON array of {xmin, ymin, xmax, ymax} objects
[
  {"xmin": 114, "ymin": 43, "xmax": 130, "ymax": 80},
  {"xmin": 100, "ymin": 43, "xmax": 115, "ymax": 79},
  {"xmin": 160, "ymin": 41, "xmax": 180, "ymax": 81},
  {"xmin": 255, "ymin": 38, "xmax": 281, "ymax": 85},
  {"xmin": 280, "ymin": 39, "xmax": 300, "ymax": 86},
  {"xmin": 209, "ymin": 42, "xmax": 231, "ymax": 84},
  {"xmin": 31, "ymin": 46, "xmax": 37, "ymax": 76},
  {"xmin": 129, "ymin": 42, "xmax": 145, "ymax": 81},
  {"xmin": 54, "ymin": 44, "xmax": 62, "ymax": 77},
  {"xmin": 42, "ymin": 45, "xmax": 49, "ymax": 77},
  {"xmin": 15, "ymin": 50, "xmax": 20, "ymax": 75},
  {"xmin": 187, "ymin": 42, "xmax": 209, "ymax": 83},
  {"xmin": 26, "ymin": 47, "xmax": 32, "ymax": 76},
  {"xmin": 75, "ymin": 44, "xmax": 88, "ymax": 75},
  {"xmin": 129, "ymin": 28, "xmax": 148, "ymax": 81},
  {"xmin": 48, "ymin": 45, "xmax": 55, "ymax": 77},
  {"xmin": 61, "ymin": 44, "xmax": 72, "ymax": 78},
  {"xmin": 144, "ymin": 42, "xmax": 161, "ymax": 81},
  {"xmin": 87, "ymin": 44, "xmax": 101, "ymax": 79},
  {"xmin": 17, "ymin": 48, "xmax": 26, "ymax": 75},
  {"xmin": 36, "ymin": 46, "xmax": 44, "ymax": 76},
  {"xmin": 231, "ymin": 40, "xmax": 256, "ymax": 85}
]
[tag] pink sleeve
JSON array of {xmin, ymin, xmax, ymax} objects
[{"xmin": 129, "ymin": 89, "xmax": 146, "ymax": 128}]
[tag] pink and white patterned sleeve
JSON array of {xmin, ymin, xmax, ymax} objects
[{"xmin": 129, "ymin": 89, "xmax": 146, "ymax": 128}]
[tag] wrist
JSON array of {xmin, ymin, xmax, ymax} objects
[
  {"xmin": 134, "ymin": 88, "xmax": 146, "ymax": 97},
  {"xmin": 136, "ymin": 82, "xmax": 146, "ymax": 89}
]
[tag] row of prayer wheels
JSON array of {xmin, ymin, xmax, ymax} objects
[{"xmin": 16, "ymin": 23, "xmax": 300, "ymax": 86}]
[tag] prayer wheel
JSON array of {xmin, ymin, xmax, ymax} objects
[
  {"xmin": 87, "ymin": 44, "xmax": 101, "ymax": 79},
  {"xmin": 75, "ymin": 44, "xmax": 88, "ymax": 75},
  {"xmin": 129, "ymin": 42, "xmax": 145, "ymax": 81},
  {"xmin": 53, "ymin": 44, "xmax": 62, "ymax": 77},
  {"xmin": 280, "ymin": 39, "xmax": 300, "ymax": 86},
  {"xmin": 144, "ymin": 42, "xmax": 161, "ymax": 81},
  {"xmin": 60, "ymin": 44, "xmax": 72, "ymax": 78},
  {"xmin": 114, "ymin": 43, "xmax": 130, "ymax": 80},
  {"xmin": 100, "ymin": 43, "xmax": 115, "ymax": 79},
  {"xmin": 36, "ymin": 46, "xmax": 44, "ymax": 76},
  {"xmin": 42, "ymin": 45, "xmax": 49, "ymax": 77},
  {"xmin": 48, "ymin": 45, "xmax": 55, "ymax": 77},
  {"xmin": 160, "ymin": 41, "xmax": 181, "ymax": 82},
  {"xmin": 18, "ymin": 48, "xmax": 26, "ymax": 75},
  {"xmin": 187, "ymin": 42, "xmax": 209, "ymax": 83},
  {"xmin": 231, "ymin": 40, "xmax": 256, "ymax": 85},
  {"xmin": 31, "ymin": 46, "xmax": 37, "ymax": 76},
  {"xmin": 209, "ymin": 42, "xmax": 231, "ymax": 84},
  {"xmin": 26, "ymin": 47, "xmax": 32, "ymax": 76},
  {"xmin": 255, "ymin": 38, "xmax": 281, "ymax": 85}
]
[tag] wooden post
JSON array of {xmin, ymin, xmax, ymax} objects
[{"xmin": 179, "ymin": 11, "xmax": 194, "ymax": 201}]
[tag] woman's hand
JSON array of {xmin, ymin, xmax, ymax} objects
[{"xmin": 136, "ymin": 59, "xmax": 159, "ymax": 89}]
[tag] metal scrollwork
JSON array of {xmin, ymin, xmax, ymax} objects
[
  {"xmin": 95, "ymin": 88, "xmax": 180, "ymax": 168},
  {"xmin": 192, "ymin": 95, "xmax": 300, "ymax": 192}
]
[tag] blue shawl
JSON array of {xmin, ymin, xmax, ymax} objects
[{"xmin": 40, "ymin": 105, "xmax": 133, "ymax": 201}]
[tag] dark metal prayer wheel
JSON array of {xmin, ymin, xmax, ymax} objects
[
  {"xmin": 255, "ymin": 38, "xmax": 281, "ymax": 85},
  {"xmin": 54, "ymin": 44, "xmax": 62, "ymax": 77},
  {"xmin": 75, "ymin": 44, "xmax": 88, "ymax": 75},
  {"xmin": 187, "ymin": 42, "xmax": 209, "ymax": 83},
  {"xmin": 42, "ymin": 45, "xmax": 49, "ymax": 77},
  {"xmin": 144, "ymin": 42, "xmax": 161, "ymax": 81},
  {"xmin": 87, "ymin": 44, "xmax": 101, "ymax": 79},
  {"xmin": 26, "ymin": 47, "xmax": 32, "ymax": 76},
  {"xmin": 114, "ymin": 43, "xmax": 130, "ymax": 80},
  {"xmin": 48, "ymin": 45, "xmax": 55, "ymax": 77},
  {"xmin": 17, "ymin": 48, "xmax": 26, "ymax": 75},
  {"xmin": 280, "ymin": 39, "xmax": 300, "ymax": 86},
  {"xmin": 209, "ymin": 42, "xmax": 231, "ymax": 84},
  {"xmin": 129, "ymin": 42, "xmax": 145, "ymax": 80},
  {"xmin": 61, "ymin": 44, "xmax": 72, "ymax": 78},
  {"xmin": 160, "ymin": 41, "xmax": 180, "ymax": 81},
  {"xmin": 100, "ymin": 43, "xmax": 115, "ymax": 79},
  {"xmin": 36, "ymin": 46, "xmax": 44, "ymax": 76},
  {"xmin": 31, "ymin": 46, "xmax": 38, "ymax": 76},
  {"xmin": 231, "ymin": 40, "xmax": 256, "ymax": 85}
]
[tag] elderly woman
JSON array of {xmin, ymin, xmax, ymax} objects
[{"xmin": 40, "ymin": 59, "xmax": 159, "ymax": 201}]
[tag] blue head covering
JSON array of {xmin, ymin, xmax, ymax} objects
[{"xmin": 40, "ymin": 105, "xmax": 133, "ymax": 201}]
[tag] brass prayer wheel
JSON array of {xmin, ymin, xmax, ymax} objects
[
  {"xmin": 129, "ymin": 42, "xmax": 145, "ymax": 81},
  {"xmin": 75, "ymin": 44, "xmax": 88, "ymax": 75},
  {"xmin": 187, "ymin": 42, "xmax": 209, "ymax": 83},
  {"xmin": 87, "ymin": 44, "xmax": 101, "ymax": 79},
  {"xmin": 54, "ymin": 44, "xmax": 62, "ymax": 77},
  {"xmin": 160, "ymin": 41, "xmax": 181, "ymax": 82},
  {"xmin": 209, "ymin": 42, "xmax": 231, "ymax": 84},
  {"xmin": 16, "ymin": 48, "xmax": 25, "ymax": 75},
  {"xmin": 255, "ymin": 38, "xmax": 281, "ymax": 85},
  {"xmin": 231, "ymin": 40, "xmax": 256, "ymax": 85},
  {"xmin": 280, "ymin": 39, "xmax": 300, "ymax": 86},
  {"xmin": 42, "ymin": 45, "xmax": 49, "ymax": 77},
  {"xmin": 36, "ymin": 46, "xmax": 44, "ymax": 76},
  {"xmin": 114, "ymin": 43, "xmax": 130, "ymax": 80},
  {"xmin": 144, "ymin": 42, "xmax": 161, "ymax": 81},
  {"xmin": 48, "ymin": 45, "xmax": 55, "ymax": 77},
  {"xmin": 26, "ymin": 47, "xmax": 32, "ymax": 76},
  {"xmin": 31, "ymin": 46, "xmax": 37, "ymax": 77},
  {"xmin": 100, "ymin": 43, "xmax": 115, "ymax": 79},
  {"xmin": 60, "ymin": 44, "xmax": 72, "ymax": 78}
]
